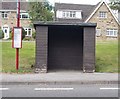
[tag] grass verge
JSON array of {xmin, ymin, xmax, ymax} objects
[
  {"xmin": 96, "ymin": 40, "xmax": 118, "ymax": 73},
  {"xmin": 1, "ymin": 41, "xmax": 35, "ymax": 73},
  {"xmin": 1, "ymin": 40, "xmax": 118, "ymax": 73}
]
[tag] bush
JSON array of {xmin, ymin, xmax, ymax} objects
[
  {"xmin": 0, "ymin": 29, "xmax": 4, "ymax": 39},
  {"xmin": 7, "ymin": 29, "xmax": 13, "ymax": 40},
  {"xmin": 22, "ymin": 28, "xmax": 27, "ymax": 40},
  {"xmin": 23, "ymin": 36, "xmax": 34, "ymax": 41},
  {"xmin": 32, "ymin": 32, "xmax": 36, "ymax": 39},
  {"xmin": 8, "ymin": 31, "xmax": 12, "ymax": 40}
]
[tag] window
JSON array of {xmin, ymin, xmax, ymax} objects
[
  {"xmin": 28, "ymin": 29, "xmax": 32, "ymax": 36},
  {"xmin": 106, "ymin": 29, "xmax": 118, "ymax": 37},
  {"xmin": 99, "ymin": 11, "xmax": 107, "ymax": 18},
  {"xmin": 20, "ymin": 13, "xmax": 29, "ymax": 19},
  {"xmin": 24, "ymin": 28, "xmax": 32, "ymax": 36},
  {"xmin": 70, "ymin": 11, "xmax": 76, "ymax": 18},
  {"xmin": 62, "ymin": 11, "xmax": 76, "ymax": 18},
  {"xmin": 56, "ymin": 10, "xmax": 82, "ymax": 19},
  {"xmin": 1, "ymin": 12, "xmax": 8, "ymax": 18},
  {"xmin": 96, "ymin": 29, "xmax": 101, "ymax": 36}
]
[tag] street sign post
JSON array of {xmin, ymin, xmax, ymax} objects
[
  {"xmin": 16, "ymin": 0, "xmax": 20, "ymax": 70},
  {"xmin": 12, "ymin": 0, "xmax": 21, "ymax": 70}
]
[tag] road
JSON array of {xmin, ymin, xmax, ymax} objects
[{"xmin": 1, "ymin": 84, "xmax": 119, "ymax": 97}]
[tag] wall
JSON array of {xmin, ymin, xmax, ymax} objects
[
  {"xmin": 1, "ymin": 11, "xmax": 31, "ymax": 28},
  {"xmin": 88, "ymin": 3, "xmax": 119, "ymax": 40}
]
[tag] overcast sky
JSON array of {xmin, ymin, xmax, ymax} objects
[{"xmin": 49, "ymin": 0, "xmax": 110, "ymax": 5}]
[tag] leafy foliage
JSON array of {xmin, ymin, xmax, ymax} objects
[
  {"xmin": 109, "ymin": 0, "xmax": 120, "ymax": 11},
  {"xmin": 0, "ymin": 29, "xmax": 4, "ymax": 39},
  {"xmin": 32, "ymin": 32, "xmax": 36, "ymax": 39},
  {"xmin": 28, "ymin": 1, "xmax": 53, "ymax": 22},
  {"xmin": 22, "ymin": 28, "xmax": 27, "ymax": 40}
]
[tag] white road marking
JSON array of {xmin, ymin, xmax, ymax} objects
[
  {"xmin": 0, "ymin": 88, "xmax": 9, "ymax": 91},
  {"xmin": 34, "ymin": 88, "xmax": 74, "ymax": 91},
  {"xmin": 100, "ymin": 88, "xmax": 119, "ymax": 90}
]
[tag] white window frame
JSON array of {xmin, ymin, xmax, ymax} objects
[
  {"xmin": 1, "ymin": 12, "xmax": 8, "ymax": 18},
  {"xmin": 96, "ymin": 29, "xmax": 101, "ymax": 36},
  {"xmin": 99, "ymin": 11, "xmax": 107, "ymax": 18},
  {"xmin": 62, "ymin": 11, "xmax": 76, "ymax": 18},
  {"xmin": 106, "ymin": 29, "xmax": 118, "ymax": 37},
  {"xmin": 20, "ymin": 13, "xmax": 29, "ymax": 19},
  {"xmin": 24, "ymin": 28, "xmax": 32, "ymax": 37}
]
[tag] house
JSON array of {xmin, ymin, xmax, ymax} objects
[
  {"xmin": 0, "ymin": 1, "xmax": 33, "ymax": 39},
  {"xmin": 55, "ymin": 1, "xmax": 120, "ymax": 40}
]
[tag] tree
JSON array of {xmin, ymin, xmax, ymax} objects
[
  {"xmin": 109, "ymin": 0, "xmax": 120, "ymax": 11},
  {"xmin": 28, "ymin": 1, "xmax": 53, "ymax": 22}
]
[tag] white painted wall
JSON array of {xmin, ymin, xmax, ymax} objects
[
  {"xmin": 76, "ymin": 11, "xmax": 82, "ymax": 19},
  {"xmin": 56, "ymin": 10, "xmax": 63, "ymax": 18}
]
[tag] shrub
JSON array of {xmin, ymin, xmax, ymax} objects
[
  {"xmin": 32, "ymin": 32, "xmax": 36, "ymax": 39},
  {"xmin": 23, "ymin": 36, "xmax": 33, "ymax": 41},
  {"xmin": 7, "ymin": 29, "xmax": 13, "ymax": 40},
  {"xmin": 0, "ymin": 29, "xmax": 4, "ymax": 39},
  {"xmin": 8, "ymin": 31, "xmax": 12, "ymax": 40},
  {"xmin": 22, "ymin": 28, "xmax": 27, "ymax": 40}
]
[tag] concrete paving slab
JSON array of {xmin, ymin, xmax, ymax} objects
[{"xmin": 0, "ymin": 72, "xmax": 119, "ymax": 85}]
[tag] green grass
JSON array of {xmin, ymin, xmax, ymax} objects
[
  {"xmin": 0, "ymin": 40, "xmax": 118, "ymax": 73},
  {"xmin": 1, "ymin": 41, "xmax": 35, "ymax": 73},
  {"xmin": 96, "ymin": 40, "xmax": 118, "ymax": 73}
]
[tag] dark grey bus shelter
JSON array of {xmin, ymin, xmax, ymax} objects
[{"xmin": 34, "ymin": 21, "xmax": 96, "ymax": 73}]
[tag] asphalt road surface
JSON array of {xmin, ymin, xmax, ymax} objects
[{"xmin": 1, "ymin": 84, "xmax": 119, "ymax": 97}]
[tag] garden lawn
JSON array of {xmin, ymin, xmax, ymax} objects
[
  {"xmin": 1, "ymin": 40, "xmax": 118, "ymax": 73},
  {"xmin": 1, "ymin": 41, "xmax": 35, "ymax": 73},
  {"xmin": 96, "ymin": 40, "xmax": 118, "ymax": 73}
]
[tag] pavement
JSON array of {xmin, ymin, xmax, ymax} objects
[{"xmin": 0, "ymin": 71, "xmax": 119, "ymax": 85}]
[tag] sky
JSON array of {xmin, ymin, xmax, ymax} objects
[{"xmin": 48, "ymin": 0, "xmax": 110, "ymax": 5}]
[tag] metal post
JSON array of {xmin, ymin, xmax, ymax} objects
[{"xmin": 16, "ymin": 0, "xmax": 20, "ymax": 70}]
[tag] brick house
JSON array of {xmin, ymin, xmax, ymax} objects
[
  {"xmin": 1, "ymin": 1, "xmax": 119, "ymax": 40},
  {"xmin": 55, "ymin": 1, "xmax": 120, "ymax": 40},
  {"xmin": 0, "ymin": 2, "xmax": 32, "ymax": 39}
]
